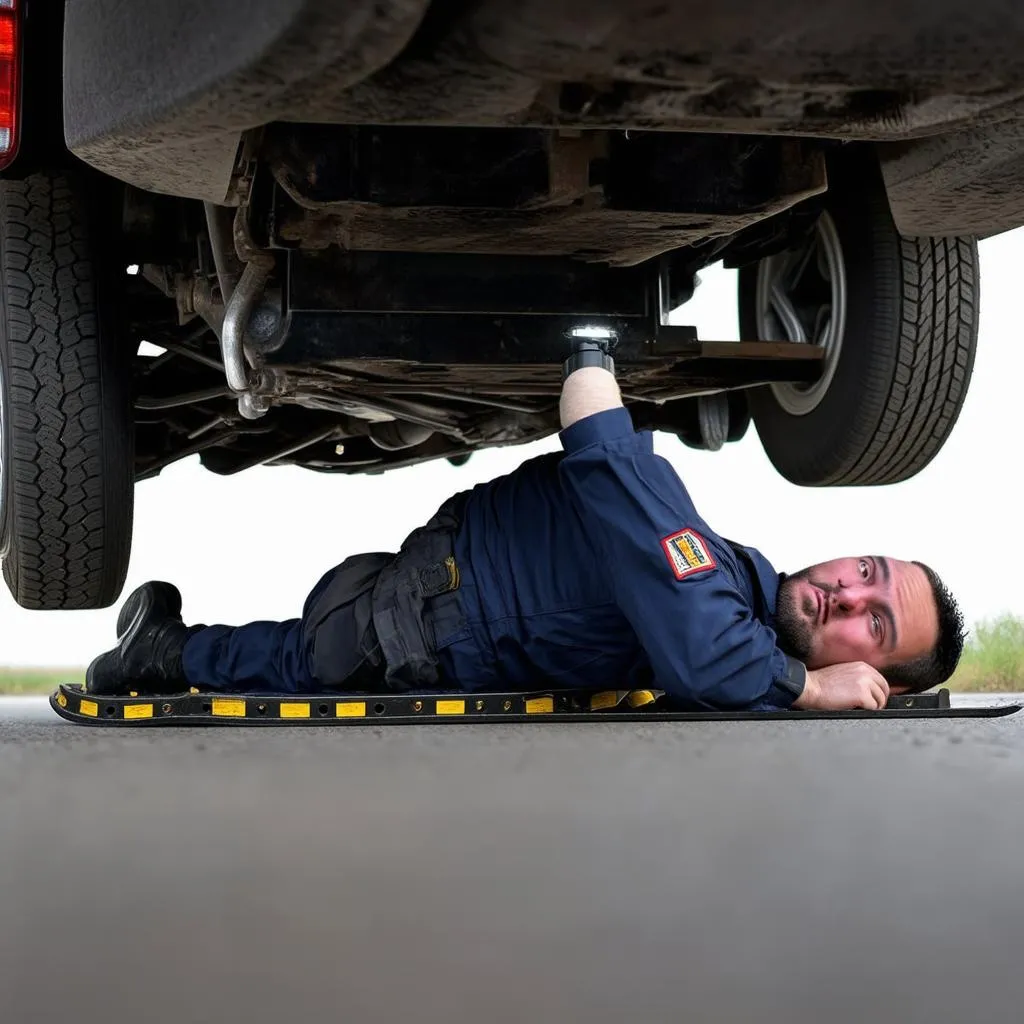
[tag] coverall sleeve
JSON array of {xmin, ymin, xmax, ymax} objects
[{"xmin": 557, "ymin": 407, "xmax": 806, "ymax": 710}]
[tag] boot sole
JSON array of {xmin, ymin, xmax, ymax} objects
[{"xmin": 116, "ymin": 581, "xmax": 183, "ymax": 639}]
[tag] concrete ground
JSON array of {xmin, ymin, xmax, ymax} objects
[{"xmin": 2, "ymin": 694, "xmax": 1023, "ymax": 1024}]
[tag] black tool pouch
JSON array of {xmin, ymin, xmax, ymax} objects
[{"xmin": 371, "ymin": 494, "xmax": 466, "ymax": 691}]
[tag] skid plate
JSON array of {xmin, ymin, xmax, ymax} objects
[{"xmin": 49, "ymin": 684, "xmax": 1020, "ymax": 727}]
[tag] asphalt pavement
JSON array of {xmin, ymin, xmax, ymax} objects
[{"xmin": 3, "ymin": 693, "xmax": 1024, "ymax": 1024}]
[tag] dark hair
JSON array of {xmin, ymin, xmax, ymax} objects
[{"xmin": 882, "ymin": 562, "xmax": 968, "ymax": 694}]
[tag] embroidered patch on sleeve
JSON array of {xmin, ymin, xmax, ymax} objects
[{"xmin": 661, "ymin": 528, "xmax": 717, "ymax": 580}]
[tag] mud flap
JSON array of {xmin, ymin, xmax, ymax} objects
[{"xmin": 49, "ymin": 684, "xmax": 1020, "ymax": 727}]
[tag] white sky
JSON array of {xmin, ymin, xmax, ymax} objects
[{"xmin": 2, "ymin": 229, "xmax": 1022, "ymax": 667}]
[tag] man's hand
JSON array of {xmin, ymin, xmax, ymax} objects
[{"xmin": 794, "ymin": 662, "xmax": 891, "ymax": 711}]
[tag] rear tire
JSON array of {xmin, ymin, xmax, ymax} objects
[
  {"xmin": 738, "ymin": 149, "xmax": 979, "ymax": 486},
  {"xmin": 0, "ymin": 171, "xmax": 134, "ymax": 609}
]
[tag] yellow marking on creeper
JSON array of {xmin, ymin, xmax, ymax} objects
[
  {"xmin": 627, "ymin": 690, "xmax": 657, "ymax": 708},
  {"xmin": 211, "ymin": 698, "xmax": 246, "ymax": 718}
]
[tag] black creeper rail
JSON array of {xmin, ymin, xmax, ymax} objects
[{"xmin": 49, "ymin": 683, "xmax": 1021, "ymax": 726}]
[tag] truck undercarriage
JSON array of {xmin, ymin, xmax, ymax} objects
[
  {"xmin": 126, "ymin": 124, "xmax": 829, "ymax": 478},
  {"xmin": 0, "ymin": 0, "xmax": 1001, "ymax": 607}
]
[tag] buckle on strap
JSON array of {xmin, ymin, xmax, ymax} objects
[{"xmin": 418, "ymin": 555, "xmax": 460, "ymax": 598}]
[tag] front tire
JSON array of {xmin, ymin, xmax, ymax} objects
[
  {"xmin": 738, "ymin": 149, "xmax": 979, "ymax": 487},
  {"xmin": 0, "ymin": 171, "xmax": 134, "ymax": 608}
]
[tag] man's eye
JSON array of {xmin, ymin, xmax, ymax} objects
[
  {"xmin": 872, "ymin": 615, "xmax": 881, "ymax": 637},
  {"xmin": 859, "ymin": 559, "xmax": 869, "ymax": 578}
]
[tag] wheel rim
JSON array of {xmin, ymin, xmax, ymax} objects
[{"xmin": 754, "ymin": 210, "xmax": 847, "ymax": 416}]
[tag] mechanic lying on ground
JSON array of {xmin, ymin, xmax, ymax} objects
[{"xmin": 86, "ymin": 341, "xmax": 967, "ymax": 712}]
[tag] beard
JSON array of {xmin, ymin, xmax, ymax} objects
[{"xmin": 774, "ymin": 572, "xmax": 816, "ymax": 662}]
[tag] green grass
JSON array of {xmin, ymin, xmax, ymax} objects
[
  {"xmin": 1, "ymin": 615, "xmax": 1022, "ymax": 695},
  {"xmin": 946, "ymin": 614, "xmax": 1024, "ymax": 693},
  {"xmin": 0, "ymin": 667, "xmax": 84, "ymax": 695}
]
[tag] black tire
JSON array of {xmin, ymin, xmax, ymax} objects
[
  {"xmin": 738, "ymin": 149, "xmax": 979, "ymax": 486},
  {"xmin": 0, "ymin": 171, "xmax": 133, "ymax": 609}
]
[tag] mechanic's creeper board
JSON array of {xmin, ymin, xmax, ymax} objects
[{"xmin": 50, "ymin": 684, "xmax": 1020, "ymax": 726}]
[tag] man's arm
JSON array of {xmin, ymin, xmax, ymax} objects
[
  {"xmin": 556, "ymin": 379, "xmax": 805, "ymax": 710},
  {"xmin": 559, "ymin": 365, "xmax": 624, "ymax": 428},
  {"xmin": 557, "ymin": 368, "xmax": 890, "ymax": 711}
]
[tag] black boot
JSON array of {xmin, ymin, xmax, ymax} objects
[{"xmin": 86, "ymin": 581, "xmax": 199, "ymax": 695}]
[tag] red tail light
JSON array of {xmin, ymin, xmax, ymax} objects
[{"xmin": 0, "ymin": 0, "xmax": 19, "ymax": 170}]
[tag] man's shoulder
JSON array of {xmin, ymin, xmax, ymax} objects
[
  {"xmin": 712, "ymin": 537, "xmax": 783, "ymax": 614},
  {"xmin": 721, "ymin": 540, "xmax": 780, "ymax": 578}
]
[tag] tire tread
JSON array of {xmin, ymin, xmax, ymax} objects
[
  {"xmin": 740, "ymin": 149, "xmax": 979, "ymax": 488},
  {"xmin": 0, "ymin": 173, "xmax": 132, "ymax": 609},
  {"xmin": 845, "ymin": 236, "xmax": 978, "ymax": 485}
]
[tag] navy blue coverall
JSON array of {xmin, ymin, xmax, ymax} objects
[{"xmin": 182, "ymin": 407, "xmax": 807, "ymax": 710}]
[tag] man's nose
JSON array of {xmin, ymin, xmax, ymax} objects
[{"xmin": 834, "ymin": 586, "xmax": 869, "ymax": 614}]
